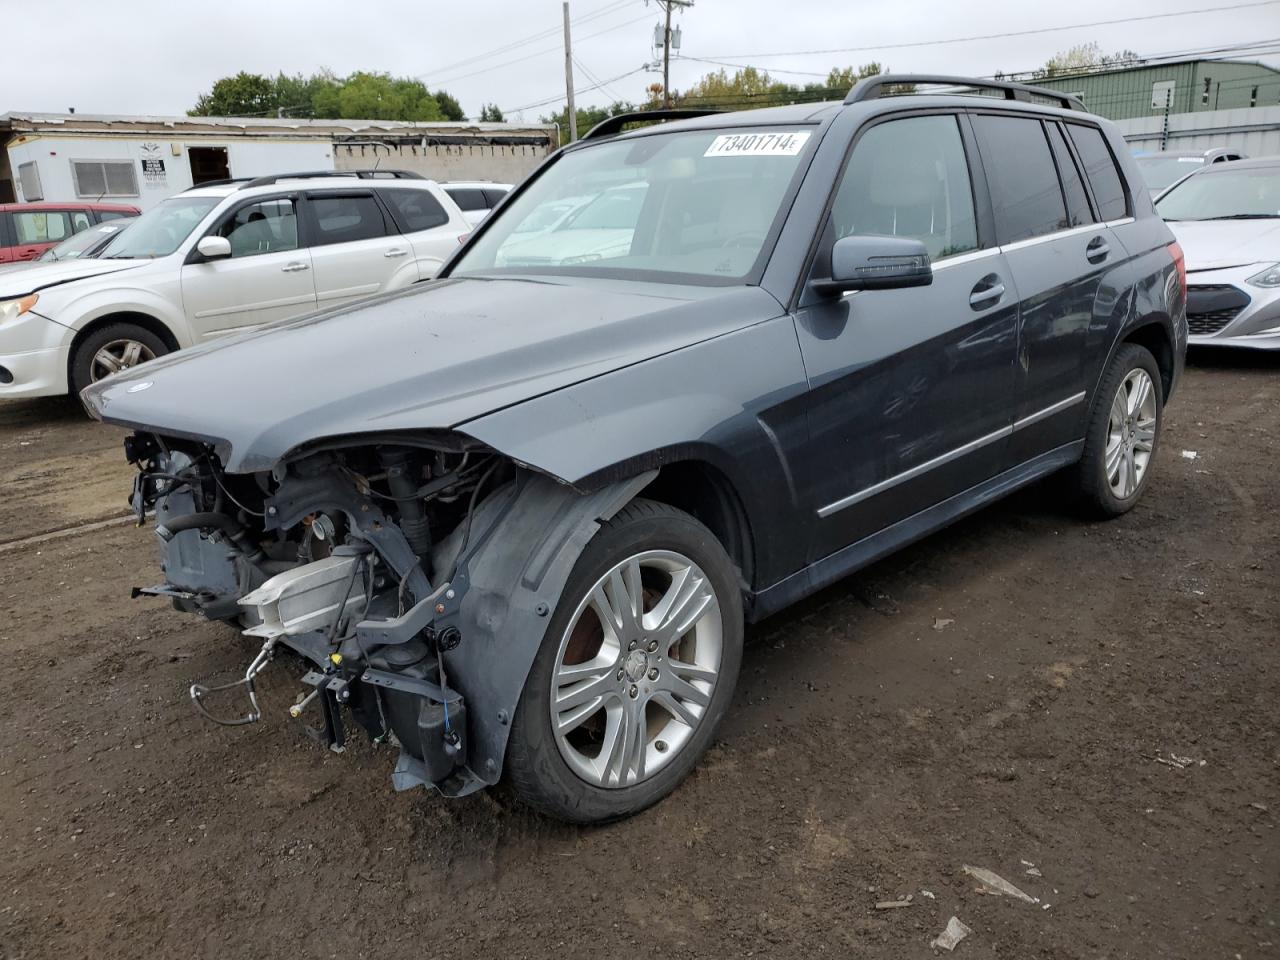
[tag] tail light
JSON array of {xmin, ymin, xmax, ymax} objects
[
  {"xmin": 1168, "ymin": 240, "xmax": 1186, "ymax": 302},
  {"xmin": 457, "ymin": 233, "xmax": 471, "ymax": 245}
]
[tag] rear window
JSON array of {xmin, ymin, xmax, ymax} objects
[
  {"xmin": 381, "ymin": 188, "xmax": 450, "ymax": 232},
  {"xmin": 309, "ymin": 194, "xmax": 391, "ymax": 246},
  {"xmin": 482, "ymin": 187, "xmax": 509, "ymax": 207},
  {"xmin": 973, "ymin": 114, "xmax": 1068, "ymax": 244},
  {"xmin": 446, "ymin": 188, "xmax": 488, "ymax": 212},
  {"xmin": 1066, "ymin": 124, "xmax": 1129, "ymax": 220}
]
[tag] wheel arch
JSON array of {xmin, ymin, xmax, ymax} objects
[
  {"xmin": 67, "ymin": 310, "xmax": 181, "ymax": 381},
  {"xmin": 1120, "ymin": 317, "xmax": 1176, "ymax": 401}
]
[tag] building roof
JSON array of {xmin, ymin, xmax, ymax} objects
[
  {"xmin": 0, "ymin": 111, "xmax": 556, "ymax": 139},
  {"xmin": 1022, "ymin": 57, "xmax": 1280, "ymax": 86}
]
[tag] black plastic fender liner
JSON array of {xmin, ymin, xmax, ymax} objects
[{"xmin": 423, "ymin": 468, "xmax": 658, "ymax": 795}]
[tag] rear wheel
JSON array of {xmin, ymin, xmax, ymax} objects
[
  {"xmin": 70, "ymin": 322, "xmax": 168, "ymax": 397},
  {"xmin": 1073, "ymin": 343, "xmax": 1163, "ymax": 517},
  {"xmin": 504, "ymin": 499, "xmax": 743, "ymax": 823}
]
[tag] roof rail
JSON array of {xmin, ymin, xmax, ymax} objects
[
  {"xmin": 845, "ymin": 74, "xmax": 1086, "ymax": 112},
  {"xmin": 581, "ymin": 108, "xmax": 722, "ymax": 142},
  {"xmin": 182, "ymin": 177, "xmax": 253, "ymax": 192},
  {"xmin": 237, "ymin": 169, "xmax": 427, "ymax": 190}
]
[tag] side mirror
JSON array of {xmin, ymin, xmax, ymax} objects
[
  {"xmin": 811, "ymin": 234, "xmax": 933, "ymax": 297},
  {"xmin": 196, "ymin": 235, "xmax": 232, "ymax": 260}
]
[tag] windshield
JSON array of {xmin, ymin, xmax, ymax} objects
[
  {"xmin": 100, "ymin": 196, "xmax": 220, "ymax": 259},
  {"xmin": 454, "ymin": 126, "xmax": 816, "ymax": 283},
  {"xmin": 38, "ymin": 221, "xmax": 131, "ymax": 262},
  {"xmin": 1157, "ymin": 166, "xmax": 1280, "ymax": 220},
  {"xmin": 1135, "ymin": 155, "xmax": 1204, "ymax": 190}
]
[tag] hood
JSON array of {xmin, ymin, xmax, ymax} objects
[
  {"xmin": 0, "ymin": 256, "xmax": 146, "ymax": 298},
  {"xmin": 1165, "ymin": 218, "xmax": 1280, "ymax": 272},
  {"xmin": 82, "ymin": 276, "xmax": 782, "ymax": 473}
]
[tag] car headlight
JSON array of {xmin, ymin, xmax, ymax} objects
[
  {"xmin": 0, "ymin": 294, "xmax": 39, "ymax": 325},
  {"xmin": 1247, "ymin": 263, "xmax": 1280, "ymax": 288}
]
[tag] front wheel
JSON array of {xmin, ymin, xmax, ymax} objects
[
  {"xmin": 504, "ymin": 499, "xmax": 743, "ymax": 823},
  {"xmin": 70, "ymin": 322, "xmax": 168, "ymax": 398}
]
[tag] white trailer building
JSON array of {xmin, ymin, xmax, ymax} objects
[{"xmin": 0, "ymin": 113, "xmax": 558, "ymax": 210}]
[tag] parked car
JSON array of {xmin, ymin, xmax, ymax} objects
[
  {"xmin": 0, "ymin": 171, "xmax": 469, "ymax": 398},
  {"xmin": 0, "ymin": 218, "xmax": 136, "ymax": 278},
  {"xmin": 81, "ymin": 75, "xmax": 1185, "ymax": 823},
  {"xmin": 1157, "ymin": 156, "xmax": 1280, "ymax": 349},
  {"xmin": 0, "ymin": 201, "xmax": 139, "ymax": 263},
  {"xmin": 1133, "ymin": 148, "xmax": 1247, "ymax": 193},
  {"xmin": 442, "ymin": 181, "xmax": 513, "ymax": 225}
]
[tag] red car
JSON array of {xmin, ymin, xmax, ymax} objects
[{"xmin": 0, "ymin": 201, "xmax": 141, "ymax": 263}]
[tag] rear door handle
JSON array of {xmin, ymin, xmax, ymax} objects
[
  {"xmin": 281, "ymin": 261, "xmax": 310, "ymax": 272},
  {"xmin": 969, "ymin": 274, "xmax": 1005, "ymax": 310},
  {"xmin": 384, "ymin": 247, "xmax": 408, "ymax": 258},
  {"xmin": 1086, "ymin": 235, "xmax": 1110, "ymax": 263}
]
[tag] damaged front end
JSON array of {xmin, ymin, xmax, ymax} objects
[{"xmin": 127, "ymin": 430, "xmax": 509, "ymax": 796}]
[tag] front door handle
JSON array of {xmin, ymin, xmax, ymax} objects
[
  {"xmin": 969, "ymin": 274, "xmax": 1005, "ymax": 310},
  {"xmin": 1086, "ymin": 235, "xmax": 1110, "ymax": 264},
  {"xmin": 383, "ymin": 247, "xmax": 408, "ymax": 258},
  {"xmin": 281, "ymin": 261, "xmax": 310, "ymax": 272}
]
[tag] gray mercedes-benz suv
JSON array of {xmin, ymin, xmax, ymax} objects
[{"xmin": 83, "ymin": 74, "xmax": 1187, "ymax": 823}]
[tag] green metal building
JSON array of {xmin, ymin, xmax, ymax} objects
[{"xmin": 1022, "ymin": 58, "xmax": 1280, "ymax": 121}]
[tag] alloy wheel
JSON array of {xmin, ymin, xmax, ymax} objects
[
  {"xmin": 549, "ymin": 549, "xmax": 723, "ymax": 789},
  {"xmin": 1105, "ymin": 367, "xmax": 1157, "ymax": 499},
  {"xmin": 90, "ymin": 338, "xmax": 156, "ymax": 382}
]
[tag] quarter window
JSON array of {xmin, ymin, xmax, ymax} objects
[
  {"xmin": 381, "ymin": 188, "xmax": 449, "ymax": 232},
  {"xmin": 831, "ymin": 114, "xmax": 979, "ymax": 260},
  {"xmin": 1065, "ymin": 124, "xmax": 1129, "ymax": 221},
  {"xmin": 446, "ymin": 188, "xmax": 488, "ymax": 212},
  {"xmin": 213, "ymin": 198, "xmax": 299, "ymax": 257},
  {"xmin": 13, "ymin": 211, "xmax": 72, "ymax": 244},
  {"xmin": 1046, "ymin": 123, "xmax": 1094, "ymax": 227},
  {"xmin": 973, "ymin": 115, "xmax": 1068, "ymax": 244},
  {"xmin": 309, "ymin": 194, "xmax": 390, "ymax": 246}
]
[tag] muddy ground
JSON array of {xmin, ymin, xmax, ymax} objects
[{"xmin": 1, "ymin": 352, "xmax": 1276, "ymax": 960}]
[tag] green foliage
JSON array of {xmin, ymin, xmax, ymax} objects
[
  {"xmin": 478, "ymin": 103, "xmax": 505, "ymax": 122},
  {"xmin": 189, "ymin": 71, "xmax": 278, "ymax": 117},
  {"xmin": 190, "ymin": 70, "xmax": 459, "ymax": 121},
  {"xmin": 671, "ymin": 63, "xmax": 885, "ymax": 111},
  {"xmin": 1035, "ymin": 43, "xmax": 1141, "ymax": 78}
]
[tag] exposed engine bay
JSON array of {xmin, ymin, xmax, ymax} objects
[{"xmin": 124, "ymin": 429, "xmax": 651, "ymax": 796}]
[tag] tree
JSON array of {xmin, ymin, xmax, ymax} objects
[
  {"xmin": 190, "ymin": 70, "xmax": 460, "ymax": 121},
  {"xmin": 189, "ymin": 71, "xmax": 278, "ymax": 117},
  {"xmin": 434, "ymin": 90, "xmax": 465, "ymax": 121},
  {"xmin": 1036, "ymin": 42, "xmax": 1141, "ymax": 78},
  {"xmin": 478, "ymin": 103, "xmax": 505, "ymax": 122},
  {"xmin": 540, "ymin": 101, "xmax": 638, "ymax": 142}
]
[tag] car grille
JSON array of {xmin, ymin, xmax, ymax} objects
[{"xmin": 1187, "ymin": 284, "xmax": 1250, "ymax": 336}]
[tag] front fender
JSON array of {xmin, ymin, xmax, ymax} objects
[{"xmin": 430, "ymin": 469, "xmax": 656, "ymax": 792}]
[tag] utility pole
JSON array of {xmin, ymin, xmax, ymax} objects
[
  {"xmin": 563, "ymin": 1, "xmax": 577, "ymax": 142},
  {"xmin": 656, "ymin": 0, "xmax": 692, "ymax": 108}
]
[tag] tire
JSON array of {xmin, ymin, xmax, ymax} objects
[
  {"xmin": 504, "ymin": 499, "xmax": 744, "ymax": 823},
  {"xmin": 70, "ymin": 322, "xmax": 168, "ymax": 398},
  {"xmin": 1073, "ymin": 343, "xmax": 1163, "ymax": 517}
]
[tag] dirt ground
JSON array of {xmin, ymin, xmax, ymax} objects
[{"xmin": 1, "ymin": 352, "xmax": 1276, "ymax": 960}]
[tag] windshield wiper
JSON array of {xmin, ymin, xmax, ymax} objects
[{"xmin": 1190, "ymin": 214, "xmax": 1280, "ymax": 220}]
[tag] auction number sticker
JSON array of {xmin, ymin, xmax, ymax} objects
[{"xmin": 704, "ymin": 131, "xmax": 811, "ymax": 158}]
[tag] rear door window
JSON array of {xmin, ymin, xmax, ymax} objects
[
  {"xmin": 381, "ymin": 188, "xmax": 450, "ymax": 232},
  {"xmin": 13, "ymin": 210, "xmax": 73, "ymax": 244},
  {"xmin": 1046, "ymin": 123, "xmax": 1094, "ymax": 227},
  {"xmin": 446, "ymin": 188, "xmax": 489, "ymax": 212},
  {"xmin": 1065, "ymin": 124, "xmax": 1129, "ymax": 221},
  {"xmin": 972, "ymin": 114, "xmax": 1068, "ymax": 244},
  {"xmin": 308, "ymin": 193, "xmax": 391, "ymax": 246}
]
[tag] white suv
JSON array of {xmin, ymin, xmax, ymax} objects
[{"xmin": 0, "ymin": 171, "xmax": 470, "ymax": 399}]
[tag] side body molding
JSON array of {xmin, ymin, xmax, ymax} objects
[{"xmin": 426, "ymin": 469, "xmax": 657, "ymax": 794}]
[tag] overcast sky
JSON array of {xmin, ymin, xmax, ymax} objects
[{"xmin": 2, "ymin": 0, "xmax": 1278, "ymax": 121}]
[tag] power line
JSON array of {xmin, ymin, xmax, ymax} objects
[
  {"xmin": 415, "ymin": 0, "xmax": 635, "ymax": 82},
  {"xmin": 698, "ymin": 1, "xmax": 1280, "ymax": 61},
  {"xmin": 503, "ymin": 66, "xmax": 648, "ymax": 115}
]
